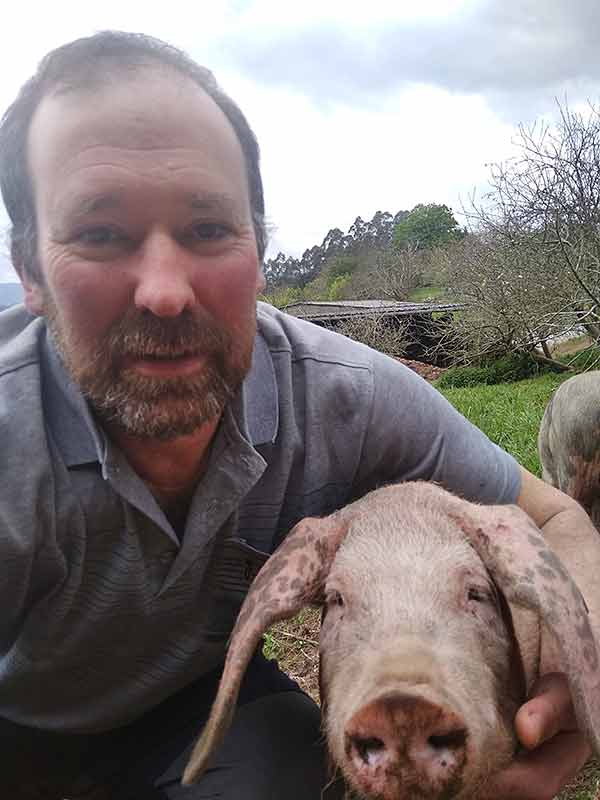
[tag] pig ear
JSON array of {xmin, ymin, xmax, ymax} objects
[
  {"xmin": 182, "ymin": 511, "xmax": 352, "ymax": 785},
  {"xmin": 449, "ymin": 500, "xmax": 600, "ymax": 755}
]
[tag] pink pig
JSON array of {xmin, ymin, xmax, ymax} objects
[{"xmin": 183, "ymin": 482, "xmax": 600, "ymax": 799}]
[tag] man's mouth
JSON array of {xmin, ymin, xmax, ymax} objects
[
  {"xmin": 139, "ymin": 352, "xmax": 191, "ymax": 360},
  {"xmin": 122, "ymin": 351, "xmax": 205, "ymax": 377}
]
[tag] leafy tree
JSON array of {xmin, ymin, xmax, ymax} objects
[
  {"xmin": 320, "ymin": 227, "xmax": 350, "ymax": 259},
  {"xmin": 393, "ymin": 204, "xmax": 464, "ymax": 251},
  {"xmin": 327, "ymin": 273, "xmax": 352, "ymax": 300},
  {"xmin": 262, "ymin": 209, "xmax": 410, "ymax": 292},
  {"xmin": 260, "ymin": 285, "xmax": 305, "ymax": 309},
  {"xmin": 326, "ymin": 254, "xmax": 360, "ymax": 279},
  {"xmin": 263, "ymin": 252, "xmax": 299, "ymax": 289}
]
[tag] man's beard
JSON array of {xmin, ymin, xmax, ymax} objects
[{"xmin": 44, "ymin": 300, "xmax": 254, "ymax": 441}]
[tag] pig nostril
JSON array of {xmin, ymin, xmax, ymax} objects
[
  {"xmin": 352, "ymin": 736, "xmax": 386, "ymax": 765},
  {"xmin": 428, "ymin": 729, "xmax": 467, "ymax": 751}
]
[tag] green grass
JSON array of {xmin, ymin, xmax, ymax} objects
[
  {"xmin": 407, "ymin": 284, "xmax": 444, "ymax": 302},
  {"xmin": 556, "ymin": 759, "xmax": 600, "ymax": 800},
  {"xmin": 263, "ymin": 608, "xmax": 320, "ymax": 661},
  {"xmin": 436, "ymin": 371, "xmax": 573, "ymax": 476},
  {"xmin": 557, "ymin": 345, "xmax": 600, "ymax": 372}
]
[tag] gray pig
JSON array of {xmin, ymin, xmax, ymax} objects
[
  {"xmin": 182, "ymin": 482, "xmax": 600, "ymax": 800},
  {"xmin": 539, "ymin": 371, "xmax": 600, "ymax": 528}
]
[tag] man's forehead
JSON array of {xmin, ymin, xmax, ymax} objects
[
  {"xmin": 28, "ymin": 70, "xmax": 250, "ymax": 214},
  {"xmin": 29, "ymin": 68, "xmax": 240, "ymax": 165}
]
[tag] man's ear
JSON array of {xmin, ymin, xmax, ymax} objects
[
  {"xmin": 22, "ymin": 281, "xmax": 44, "ymax": 316},
  {"xmin": 14, "ymin": 264, "xmax": 44, "ymax": 316},
  {"xmin": 256, "ymin": 266, "xmax": 266, "ymax": 295},
  {"xmin": 11, "ymin": 239, "xmax": 44, "ymax": 315}
]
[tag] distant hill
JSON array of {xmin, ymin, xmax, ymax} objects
[{"xmin": 0, "ymin": 282, "xmax": 23, "ymax": 309}]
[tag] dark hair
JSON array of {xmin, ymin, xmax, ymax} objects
[{"xmin": 0, "ymin": 30, "xmax": 267, "ymax": 279}]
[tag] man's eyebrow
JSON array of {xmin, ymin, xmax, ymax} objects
[
  {"xmin": 58, "ymin": 193, "xmax": 122, "ymax": 220},
  {"xmin": 188, "ymin": 192, "xmax": 238, "ymax": 213},
  {"xmin": 56, "ymin": 191, "xmax": 240, "ymax": 222}
]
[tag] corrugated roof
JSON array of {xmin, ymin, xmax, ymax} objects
[{"xmin": 283, "ymin": 299, "xmax": 462, "ymax": 321}]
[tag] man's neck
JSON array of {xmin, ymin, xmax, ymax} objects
[{"xmin": 106, "ymin": 418, "xmax": 220, "ymax": 497}]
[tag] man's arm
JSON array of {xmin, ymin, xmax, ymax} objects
[
  {"xmin": 486, "ymin": 465, "xmax": 600, "ymax": 800},
  {"xmin": 516, "ymin": 467, "xmax": 600, "ymax": 627}
]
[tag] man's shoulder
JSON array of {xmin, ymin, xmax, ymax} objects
[
  {"xmin": 255, "ymin": 302, "xmax": 424, "ymax": 391},
  {"xmin": 0, "ymin": 306, "xmax": 46, "ymax": 439},
  {"xmin": 256, "ymin": 301, "xmax": 377, "ymax": 370},
  {"xmin": 0, "ymin": 304, "xmax": 45, "ymax": 377}
]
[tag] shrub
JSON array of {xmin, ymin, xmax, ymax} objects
[
  {"xmin": 435, "ymin": 352, "xmax": 545, "ymax": 389},
  {"xmin": 556, "ymin": 345, "xmax": 600, "ymax": 372}
]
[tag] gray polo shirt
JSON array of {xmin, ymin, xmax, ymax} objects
[{"xmin": 0, "ymin": 301, "xmax": 520, "ymax": 733}]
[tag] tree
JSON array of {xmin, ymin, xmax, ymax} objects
[
  {"xmin": 335, "ymin": 312, "xmax": 409, "ymax": 357},
  {"xmin": 263, "ymin": 252, "xmax": 300, "ymax": 290},
  {"xmin": 444, "ymin": 100, "xmax": 600, "ymax": 367},
  {"xmin": 349, "ymin": 246, "xmax": 424, "ymax": 301},
  {"xmin": 393, "ymin": 204, "xmax": 464, "ymax": 252},
  {"xmin": 431, "ymin": 234, "xmax": 573, "ymax": 368},
  {"xmin": 262, "ymin": 209, "xmax": 409, "ymax": 294}
]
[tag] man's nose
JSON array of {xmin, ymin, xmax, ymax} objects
[{"xmin": 133, "ymin": 233, "xmax": 196, "ymax": 318}]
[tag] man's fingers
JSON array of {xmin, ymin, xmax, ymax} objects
[
  {"xmin": 482, "ymin": 730, "xmax": 591, "ymax": 800},
  {"xmin": 515, "ymin": 672, "xmax": 578, "ymax": 750}
]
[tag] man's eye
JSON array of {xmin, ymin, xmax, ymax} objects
[
  {"xmin": 75, "ymin": 227, "xmax": 124, "ymax": 246},
  {"xmin": 188, "ymin": 223, "xmax": 230, "ymax": 241}
]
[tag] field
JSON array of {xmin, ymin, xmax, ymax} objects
[
  {"xmin": 267, "ymin": 368, "xmax": 600, "ymax": 800},
  {"xmin": 440, "ymin": 371, "xmax": 572, "ymax": 475}
]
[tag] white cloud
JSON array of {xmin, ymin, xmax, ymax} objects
[
  {"xmin": 232, "ymin": 0, "xmax": 475, "ymax": 29},
  {"xmin": 221, "ymin": 73, "xmax": 516, "ymax": 256},
  {"xmin": 0, "ymin": 0, "xmax": 595, "ymax": 269}
]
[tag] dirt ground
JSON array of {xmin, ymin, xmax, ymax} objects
[
  {"xmin": 266, "ymin": 607, "xmax": 321, "ymax": 701},
  {"xmin": 396, "ymin": 357, "xmax": 447, "ymax": 382}
]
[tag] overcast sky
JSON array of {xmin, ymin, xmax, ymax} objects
[{"xmin": 1, "ymin": 0, "xmax": 600, "ymax": 282}]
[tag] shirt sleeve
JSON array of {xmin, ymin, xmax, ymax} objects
[{"xmin": 352, "ymin": 349, "xmax": 522, "ymax": 505}]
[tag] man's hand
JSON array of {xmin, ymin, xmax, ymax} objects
[{"xmin": 485, "ymin": 673, "xmax": 592, "ymax": 800}]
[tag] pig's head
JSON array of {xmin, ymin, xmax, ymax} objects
[
  {"xmin": 182, "ymin": 482, "xmax": 600, "ymax": 800},
  {"xmin": 320, "ymin": 488, "xmax": 524, "ymax": 799}
]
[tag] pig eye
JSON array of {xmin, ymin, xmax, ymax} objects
[
  {"xmin": 467, "ymin": 586, "xmax": 489, "ymax": 603},
  {"xmin": 327, "ymin": 590, "xmax": 344, "ymax": 608}
]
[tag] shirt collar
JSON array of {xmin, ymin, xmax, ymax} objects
[{"xmin": 41, "ymin": 323, "xmax": 279, "ymax": 469}]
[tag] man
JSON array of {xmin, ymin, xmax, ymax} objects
[{"xmin": 0, "ymin": 30, "xmax": 597, "ymax": 800}]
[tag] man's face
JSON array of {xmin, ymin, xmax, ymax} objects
[{"xmin": 25, "ymin": 68, "xmax": 262, "ymax": 440}]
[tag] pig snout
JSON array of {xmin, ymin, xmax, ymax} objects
[{"xmin": 344, "ymin": 692, "xmax": 468, "ymax": 800}]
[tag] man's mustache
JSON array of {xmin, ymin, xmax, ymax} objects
[{"xmin": 105, "ymin": 310, "xmax": 229, "ymax": 360}]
